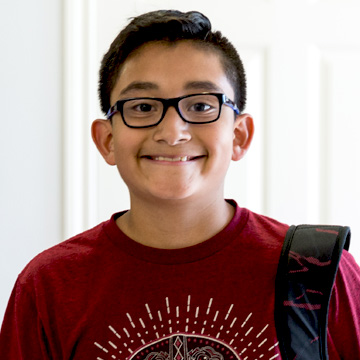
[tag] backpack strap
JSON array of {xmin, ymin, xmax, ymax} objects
[{"xmin": 275, "ymin": 225, "xmax": 350, "ymax": 360}]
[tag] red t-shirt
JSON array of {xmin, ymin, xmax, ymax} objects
[{"xmin": 1, "ymin": 201, "xmax": 359, "ymax": 359}]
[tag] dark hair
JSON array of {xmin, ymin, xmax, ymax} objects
[{"xmin": 99, "ymin": 10, "xmax": 247, "ymax": 115}]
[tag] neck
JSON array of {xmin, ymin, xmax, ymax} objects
[{"xmin": 116, "ymin": 197, "xmax": 235, "ymax": 249}]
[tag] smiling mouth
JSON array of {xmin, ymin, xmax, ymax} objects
[{"xmin": 142, "ymin": 155, "xmax": 205, "ymax": 162}]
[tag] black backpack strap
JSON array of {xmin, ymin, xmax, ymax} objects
[{"xmin": 275, "ymin": 225, "xmax": 350, "ymax": 360}]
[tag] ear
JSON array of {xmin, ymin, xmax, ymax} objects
[
  {"xmin": 232, "ymin": 114, "xmax": 254, "ymax": 161},
  {"xmin": 91, "ymin": 119, "xmax": 116, "ymax": 165}
]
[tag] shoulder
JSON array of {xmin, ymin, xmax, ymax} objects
[
  {"xmin": 330, "ymin": 249, "xmax": 360, "ymax": 313},
  {"xmin": 327, "ymin": 250, "xmax": 360, "ymax": 357},
  {"xmin": 335, "ymin": 250, "xmax": 360, "ymax": 292},
  {"xmin": 18, "ymin": 219, "xmax": 111, "ymax": 285},
  {"xmin": 228, "ymin": 205, "xmax": 290, "ymax": 266},
  {"xmin": 242, "ymin": 207, "xmax": 290, "ymax": 244}
]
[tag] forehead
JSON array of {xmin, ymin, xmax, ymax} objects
[{"xmin": 111, "ymin": 41, "xmax": 234, "ymax": 102}]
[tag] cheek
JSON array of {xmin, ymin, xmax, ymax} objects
[
  {"xmin": 112, "ymin": 126, "xmax": 141, "ymax": 157},
  {"xmin": 112, "ymin": 132, "xmax": 139, "ymax": 170},
  {"xmin": 205, "ymin": 136, "xmax": 234, "ymax": 178},
  {"xmin": 210, "ymin": 125, "xmax": 235, "ymax": 157}
]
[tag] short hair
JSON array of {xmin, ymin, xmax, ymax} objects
[{"xmin": 99, "ymin": 10, "xmax": 247, "ymax": 115}]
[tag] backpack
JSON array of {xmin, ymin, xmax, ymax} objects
[{"xmin": 275, "ymin": 225, "xmax": 351, "ymax": 360}]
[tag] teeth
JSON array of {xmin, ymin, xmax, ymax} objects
[{"xmin": 155, "ymin": 156, "xmax": 190, "ymax": 162}]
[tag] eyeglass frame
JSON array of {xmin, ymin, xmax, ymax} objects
[{"xmin": 106, "ymin": 92, "xmax": 240, "ymax": 129}]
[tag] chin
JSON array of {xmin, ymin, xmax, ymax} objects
[
  {"xmin": 151, "ymin": 191, "xmax": 195, "ymax": 202},
  {"xmin": 144, "ymin": 185, "xmax": 199, "ymax": 203}
]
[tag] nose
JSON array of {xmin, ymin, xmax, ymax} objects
[{"xmin": 152, "ymin": 106, "xmax": 192, "ymax": 145}]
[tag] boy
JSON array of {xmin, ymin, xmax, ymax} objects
[{"xmin": 0, "ymin": 9, "xmax": 359, "ymax": 359}]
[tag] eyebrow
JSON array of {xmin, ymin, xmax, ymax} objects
[
  {"xmin": 183, "ymin": 81, "xmax": 223, "ymax": 93},
  {"xmin": 118, "ymin": 80, "xmax": 224, "ymax": 97},
  {"xmin": 120, "ymin": 82, "xmax": 159, "ymax": 95}
]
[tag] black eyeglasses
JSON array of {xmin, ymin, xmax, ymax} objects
[{"xmin": 106, "ymin": 93, "xmax": 240, "ymax": 128}]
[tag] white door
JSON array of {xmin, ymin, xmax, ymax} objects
[{"xmin": 63, "ymin": 0, "xmax": 360, "ymax": 261}]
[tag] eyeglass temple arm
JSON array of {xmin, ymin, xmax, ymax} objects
[
  {"xmin": 106, "ymin": 106, "xmax": 117, "ymax": 119},
  {"xmin": 224, "ymin": 96, "xmax": 240, "ymax": 115}
]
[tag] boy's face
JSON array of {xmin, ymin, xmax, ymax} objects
[{"xmin": 92, "ymin": 41, "xmax": 253, "ymax": 205}]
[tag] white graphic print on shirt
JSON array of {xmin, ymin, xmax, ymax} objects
[{"xmin": 93, "ymin": 295, "xmax": 280, "ymax": 360}]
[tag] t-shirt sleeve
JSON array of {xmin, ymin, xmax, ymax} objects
[
  {"xmin": 0, "ymin": 278, "xmax": 50, "ymax": 359},
  {"xmin": 327, "ymin": 251, "xmax": 360, "ymax": 359}
]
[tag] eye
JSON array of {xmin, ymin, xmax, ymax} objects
[
  {"xmin": 133, "ymin": 103, "xmax": 155, "ymax": 112},
  {"xmin": 190, "ymin": 102, "xmax": 212, "ymax": 112},
  {"xmin": 182, "ymin": 95, "xmax": 219, "ymax": 116},
  {"xmin": 124, "ymin": 99, "xmax": 161, "ymax": 117}
]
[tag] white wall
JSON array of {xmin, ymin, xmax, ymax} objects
[
  {"xmin": 91, "ymin": 0, "xmax": 360, "ymax": 258},
  {"xmin": 1, "ymin": 0, "xmax": 359, "ymax": 325},
  {"xmin": 0, "ymin": 0, "xmax": 62, "ymax": 321}
]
